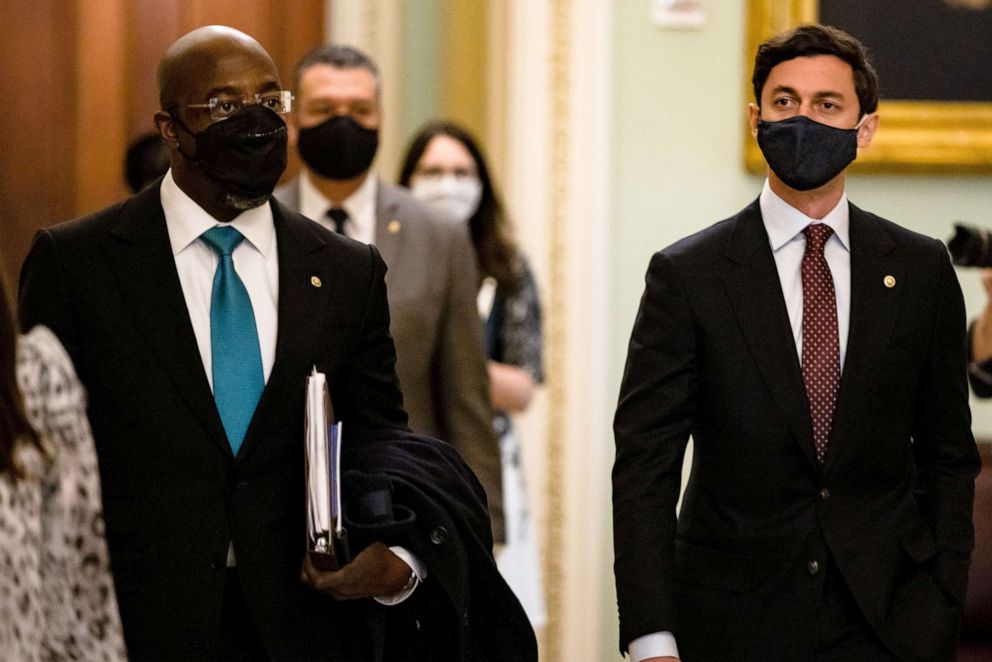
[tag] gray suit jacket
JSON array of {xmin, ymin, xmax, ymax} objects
[{"xmin": 276, "ymin": 176, "xmax": 503, "ymax": 540}]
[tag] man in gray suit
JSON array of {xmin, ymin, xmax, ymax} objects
[{"xmin": 275, "ymin": 44, "xmax": 504, "ymax": 540}]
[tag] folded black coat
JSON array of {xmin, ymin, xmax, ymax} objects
[{"xmin": 341, "ymin": 430, "xmax": 537, "ymax": 662}]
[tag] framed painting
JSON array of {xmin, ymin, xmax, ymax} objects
[{"xmin": 744, "ymin": 0, "xmax": 992, "ymax": 174}]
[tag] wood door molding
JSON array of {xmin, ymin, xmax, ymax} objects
[{"xmin": 0, "ymin": 0, "xmax": 324, "ymax": 286}]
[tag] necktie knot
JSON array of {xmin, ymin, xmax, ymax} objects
[
  {"xmin": 327, "ymin": 207, "xmax": 349, "ymax": 235},
  {"xmin": 201, "ymin": 226, "xmax": 246, "ymax": 257},
  {"xmin": 803, "ymin": 223, "xmax": 834, "ymax": 254}
]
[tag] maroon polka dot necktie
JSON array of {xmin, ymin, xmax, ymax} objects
[{"xmin": 801, "ymin": 223, "xmax": 840, "ymax": 464}]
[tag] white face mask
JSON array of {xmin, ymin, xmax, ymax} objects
[{"xmin": 410, "ymin": 175, "xmax": 483, "ymax": 223}]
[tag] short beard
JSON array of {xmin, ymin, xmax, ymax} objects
[{"xmin": 223, "ymin": 191, "xmax": 270, "ymax": 211}]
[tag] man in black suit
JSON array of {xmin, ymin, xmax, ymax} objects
[
  {"xmin": 613, "ymin": 24, "xmax": 980, "ymax": 662},
  {"xmin": 18, "ymin": 26, "xmax": 444, "ymax": 661}
]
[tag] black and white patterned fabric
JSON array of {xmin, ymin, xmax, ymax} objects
[{"xmin": 1, "ymin": 326, "xmax": 126, "ymax": 661}]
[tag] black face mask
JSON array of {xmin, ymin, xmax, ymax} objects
[
  {"xmin": 757, "ymin": 115, "xmax": 861, "ymax": 191},
  {"xmin": 297, "ymin": 115, "xmax": 379, "ymax": 181},
  {"xmin": 172, "ymin": 105, "xmax": 288, "ymax": 201}
]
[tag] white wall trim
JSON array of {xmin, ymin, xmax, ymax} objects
[
  {"xmin": 326, "ymin": 0, "xmax": 404, "ymax": 181},
  {"xmin": 499, "ymin": 0, "xmax": 614, "ymax": 659}
]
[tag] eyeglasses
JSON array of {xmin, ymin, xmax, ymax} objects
[{"xmin": 184, "ymin": 91, "xmax": 294, "ymax": 121}]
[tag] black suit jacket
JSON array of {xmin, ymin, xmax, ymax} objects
[
  {"xmin": 613, "ymin": 200, "xmax": 980, "ymax": 662},
  {"xmin": 342, "ymin": 430, "xmax": 536, "ymax": 662},
  {"xmin": 18, "ymin": 183, "xmax": 414, "ymax": 660}
]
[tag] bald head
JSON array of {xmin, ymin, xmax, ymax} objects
[
  {"xmin": 152, "ymin": 26, "xmax": 287, "ymax": 221},
  {"xmin": 158, "ymin": 26, "xmax": 277, "ymax": 109}
]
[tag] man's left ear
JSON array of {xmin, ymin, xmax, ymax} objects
[
  {"xmin": 856, "ymin": 112, "xmax": 879, "ymax": 149},
  {"xmin": 154, "ymin": 110, "xmax": 179, "ymax": 146},
  {"xmin": 747, "ymin": 102, "xmax": 760, "ymax": 138}
]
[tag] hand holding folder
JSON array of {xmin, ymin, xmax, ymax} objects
[
  {"xmin": 303, "ymin": 368, "xmax": 420, "ymax": 600},
  {"xmin": 305, "ymin": 368, "xmax": 351, "ymax": 570}
]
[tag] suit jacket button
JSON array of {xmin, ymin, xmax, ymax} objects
[
  {"xmin": 808, "ymin": 560, "xmax": 820, "ymax": 575},
  {"xmin": 430, "ymin": 526, "xmax": 448, "ymax": 545}
]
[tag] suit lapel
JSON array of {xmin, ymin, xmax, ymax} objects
[
  {"xmin": 373, "ymin": 182, "xmax": 406, "ymax": 274},
  {"xmin": 720, "ymin": 201, "xmax": 818, "ymax": 468},
  {"xmin": 104, "ymin": 186, "xmax": 230, "ymax": 455},
  {"xmin": 822, "ymin": 204, "xmax": 901, "ymax": 472},
  {"xmin": 236, "ymin": 201, "xmax": 332, "ymax": 462}
]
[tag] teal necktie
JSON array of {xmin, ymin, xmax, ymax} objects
[{"xmin": 201, "ymin": 226, "xmax": 264, "ymax": 455}]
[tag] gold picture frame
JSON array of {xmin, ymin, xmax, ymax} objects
[{"xmin": 744, "ymin": 0, "xmax": 992, "ymax": 174}]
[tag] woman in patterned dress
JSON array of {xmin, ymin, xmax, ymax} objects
[
  {"xmin": 399, "ymin": 121, "xmax": 547, "ymax": 627},
  {"xmin": 0, "ymin": 263, "xmax": 126, "ymax": 660}
]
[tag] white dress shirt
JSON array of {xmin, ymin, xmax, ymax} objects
[
  {"xmin": 629, "ymin": 180, "xmax": 853, "ymax": 662},
  {"xmin": 760, "ymin": 179, "xmax": 852, "ymax": 371},
  {"xmin": 161, "ymin": 169, "xmax": 279, "ymax": 389},
  {"xmin": 299, "ymin": 170, "xmax": 378, "ymax": 244},
  {"xmin": 160, "ymin": 170, "xmax": 424, "ymax": 600}
]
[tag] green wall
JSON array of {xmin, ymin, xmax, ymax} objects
[{"xmin": 399, "ymin": 0, "xmax": 443, "ymax": 164}]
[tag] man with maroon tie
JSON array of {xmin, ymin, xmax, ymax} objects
[{"xmin": 612, "ymin": 24, "xmax": 979, "ymax": 662}]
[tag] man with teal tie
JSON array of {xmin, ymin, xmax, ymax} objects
[
  {"xmin": 199, "ymin": 225, "xmax": 264, "ymax": 455},
  {"xmin": 18, "ymin": 26, "xmax": 422, "ymax": 660}
]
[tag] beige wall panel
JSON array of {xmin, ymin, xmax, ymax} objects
[{"xmin": 440, "ymin": 0, "xmax": 488, "ymax": 142}]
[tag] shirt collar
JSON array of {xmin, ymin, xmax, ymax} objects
[
  {"xmin": 299, "ymin": 170, "xmax": 378, "ymax": 221},
  {"xmin": 759, "ymin": 179, "xmax": 850, "ymax": 253},
  {"xmin": 160, "ymin": 169, "xmax": 275, "ymax": 258}
]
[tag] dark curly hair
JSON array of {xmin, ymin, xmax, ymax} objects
[{"xmin": 753, "ymin": 24, "xmax": 879, "ymax": 116}]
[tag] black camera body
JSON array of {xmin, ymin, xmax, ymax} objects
[{"xmin": 948, "ymin": 223, "xmax": 992, "ymax": 268}]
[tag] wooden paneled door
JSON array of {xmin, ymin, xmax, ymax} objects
[{"xmin": 0, "ymin": 0, "xmax": 324, "ymax": 287}]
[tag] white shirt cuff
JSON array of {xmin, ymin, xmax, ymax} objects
[
  {"xmin": 628, "ymin": 631, "xmax": 679, "ymax": 661},
  {"xmin": 374, "ymin": 546, "xmax": 426, "ymax": 606}
]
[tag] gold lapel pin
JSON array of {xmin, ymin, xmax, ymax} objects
[
  {"xmin": 883, "ymin": 275, "xmax": 896, "ymax": 288},
  {"xmin": 388, "ymin": 219, "xmax": 401, "ymax": 234},
  {"xmin": 311, "ymin": 276, "xmax": 322, "ymax": 288}
]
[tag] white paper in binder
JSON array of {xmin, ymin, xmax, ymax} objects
[{"xmin": 305, "ymin": 367, "xmax": 348, "ymax": 570}]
